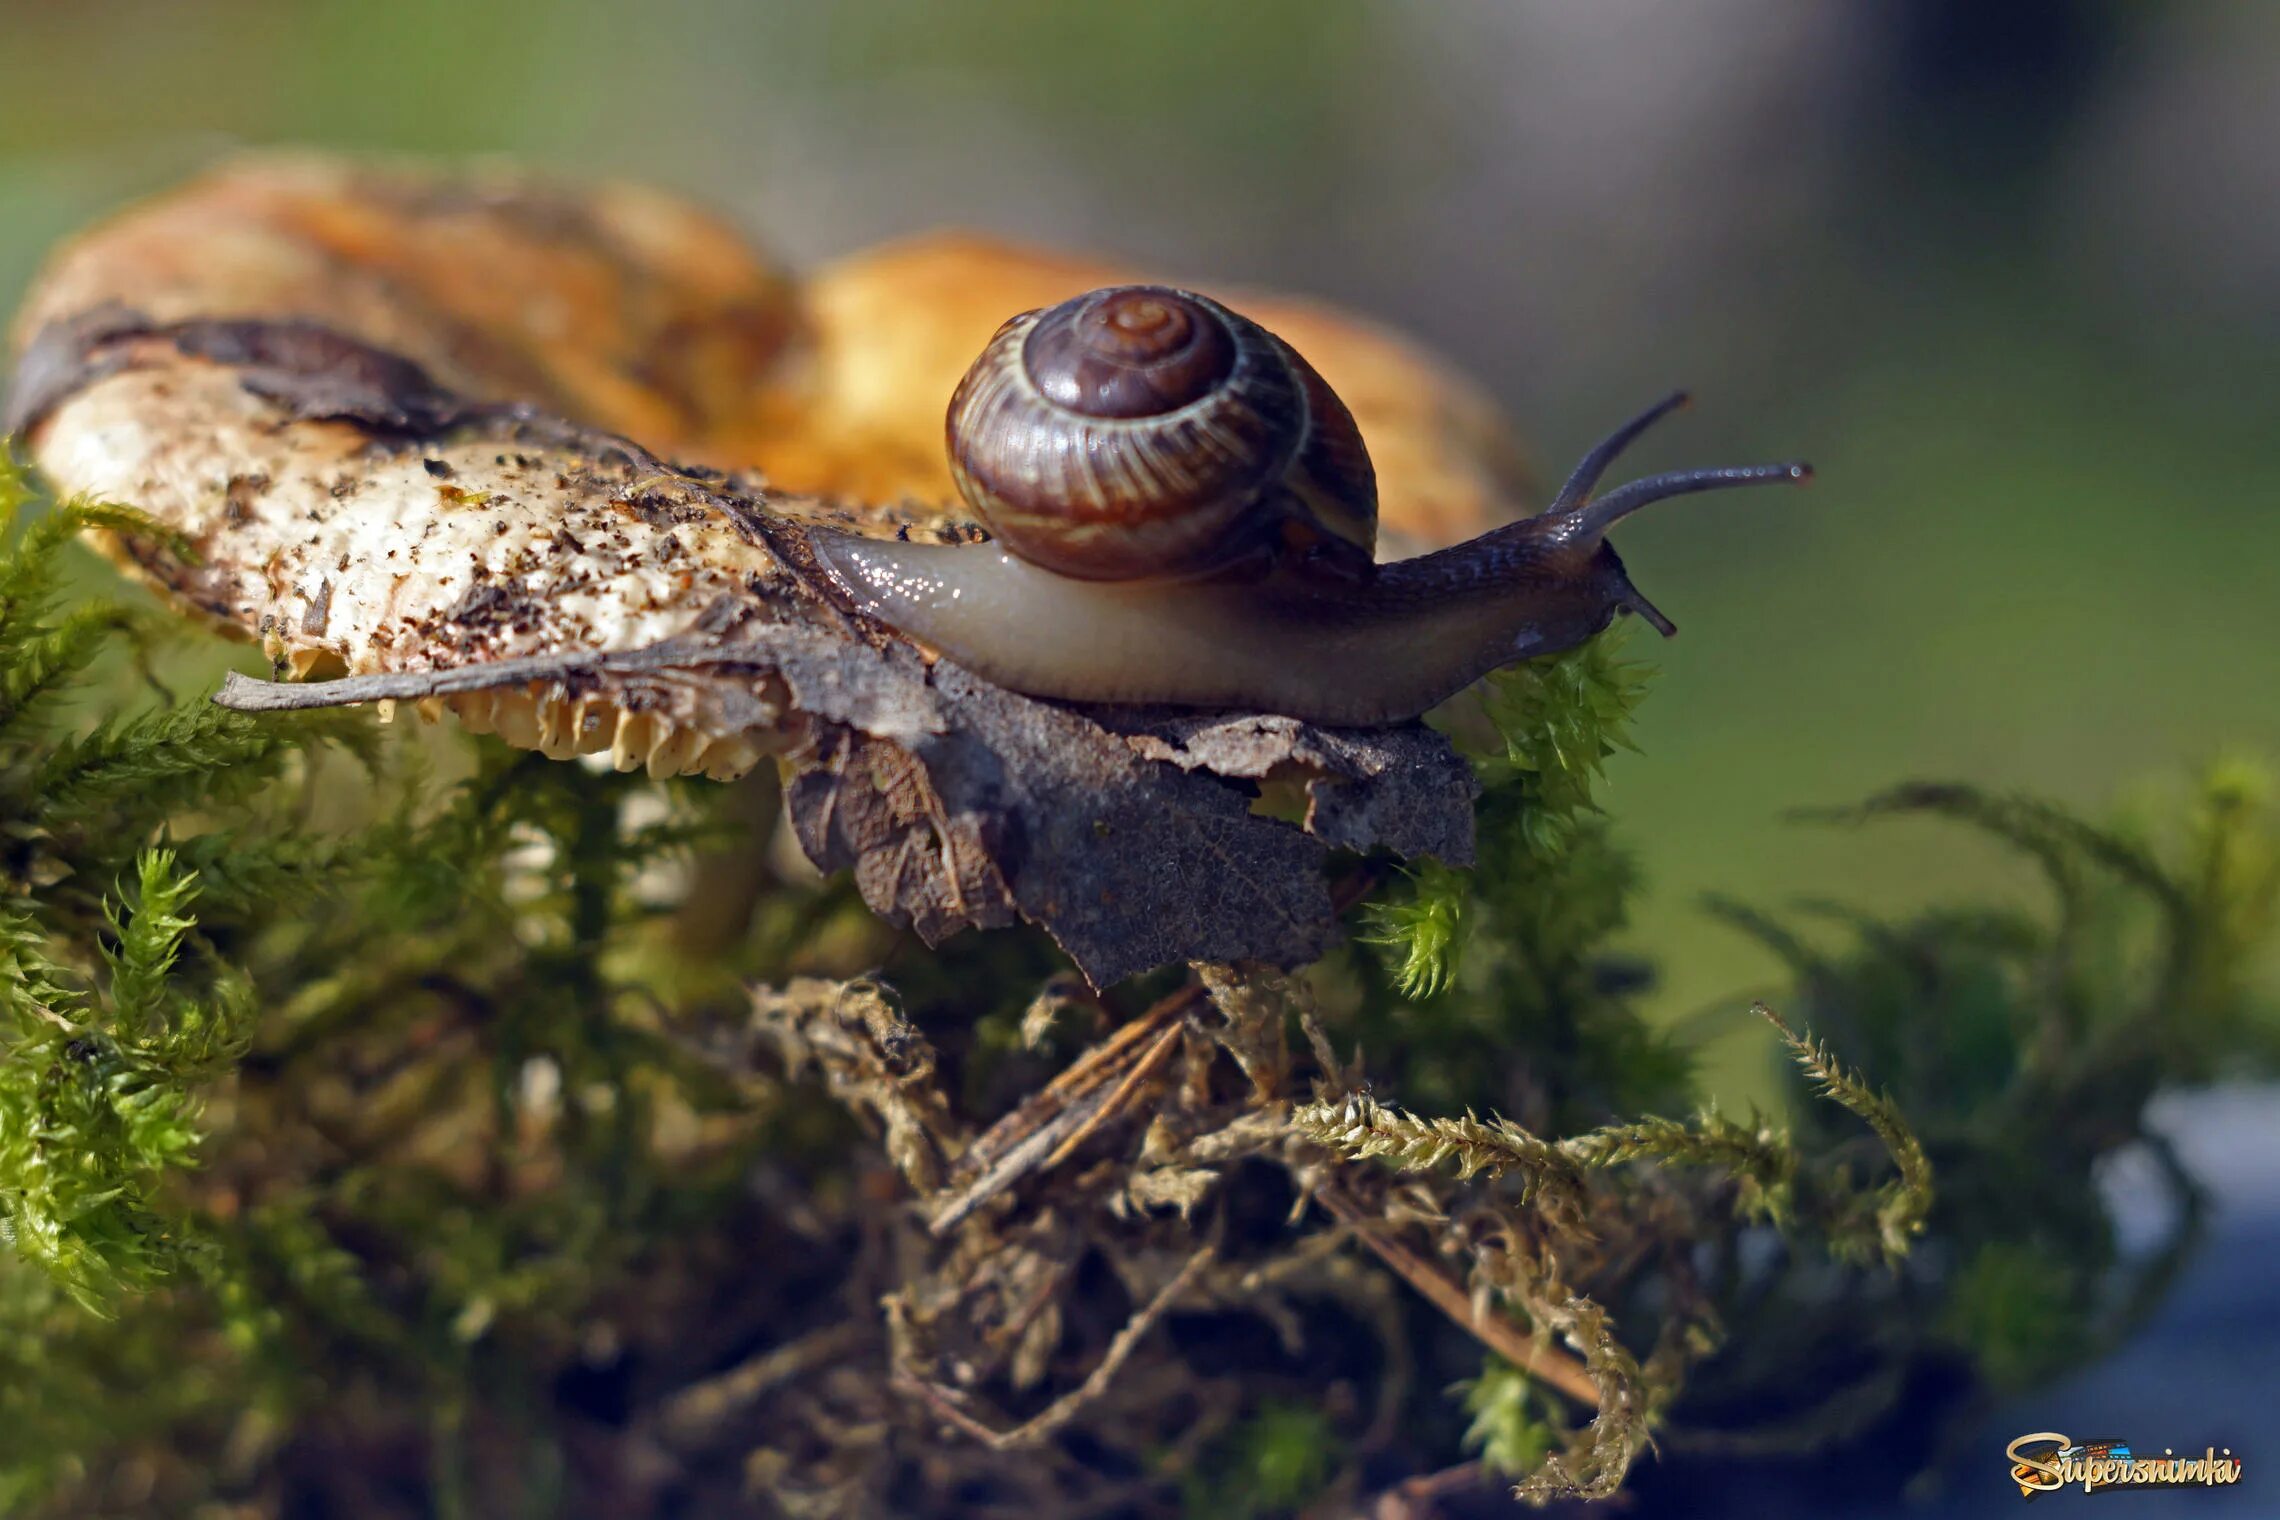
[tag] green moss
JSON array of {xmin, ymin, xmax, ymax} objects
[
  {"xmin": 1459, "ymin": 1359, "xmax": 1559, "ymax": 1478},
  {"xmin": 0, "ymin": 442, "xmax": 2269, "ymax": 1515},
  {"xmin": 1181, "ymin": 1401, "xmax": 1341, "ymax": 1519}
]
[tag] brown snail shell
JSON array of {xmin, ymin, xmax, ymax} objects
[{"xmin": 944, "ymin": 285, "xmax": 1375, "ymax": 582}]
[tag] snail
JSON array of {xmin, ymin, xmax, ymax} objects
[{"xmin": 811, "ymin": 285, "xmax": 1810, "ymax": 727}]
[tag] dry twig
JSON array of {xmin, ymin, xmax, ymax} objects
[
  {"xmin": 1316, "ymin": 1186, "xmax": 1599, "ymax": 1407},
  {"xmin": 895, "ymin": 1245, "xmax": 1219, "ymax": 1450}
]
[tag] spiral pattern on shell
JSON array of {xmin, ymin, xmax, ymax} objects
[{"xmin": 944, "ymin": 285, "xmax": 1378, "ymax": 582}]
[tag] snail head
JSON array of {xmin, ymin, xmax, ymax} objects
[{"xmin": 1514, "ymin": 390, "xmax": 1812, "ymax": 635}]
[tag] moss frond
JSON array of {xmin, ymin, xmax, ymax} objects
[
  {"xmin": 0, "ymin": 860, "xmax": 236, "ymax": 1309},
  {"xmin": 1295, "ymin": 1016, "xmax": 1902, "ymax": 1240},
  {"xmin": 1755, "ymin": 1002, "xmax": 1931, "ymax": 1261},
  {"xmin": 1357, "ymin": 858, "xmax": 1471, "ymax": 1000},
  {"xmin": 1458, "ymin": 1357, "xmax": 1559, "ymax": 1477},
  {"xmin": 1359, "ymin": 633, "xmax": 1650, "ymax": 1007},
  {"xmin": 1562, "ymin": 1109, "xmax": 1799, "ymax": 1225},
  {"xmin": 1473, "ymin": 630, "xmax": 1652, "ymax": 858},
  {"xmin": 1292, "ymin": 1092, "xmax": 1585, "ymax": 1208}
]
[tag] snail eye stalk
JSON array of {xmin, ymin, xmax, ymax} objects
[
  {"xmin": 1625, "ymin": 590, "xmax": 1680, "ymax": 638},
  {"xmin": 1560, "ymin": 460, "xmax": 1814, "ymax": 545},
  {"xmin": 1544, "ymin": 388, "xmax": 1692, "ymax": 516}
]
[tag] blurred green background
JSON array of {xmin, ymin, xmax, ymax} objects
[{"xmin": 3, "ymin": 0, "xmax": 2274, "ymax": 1085}]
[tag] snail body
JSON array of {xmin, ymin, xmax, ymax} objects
[
  {"xmin": 814, "ymin": 527, "xmax": 1656, "ymax": 726},
  {"xmin": 815, "ymin": 283, "xmax": 1811, "ymax": 727}
]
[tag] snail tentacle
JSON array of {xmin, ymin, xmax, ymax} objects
[
  {"xmin": 1550, "ymin": 460, "xmax": 1813, "ymax": 546},
  {"xmin": 1545, "ymin": 388, "xmax": 1691, "ymax": 515}
]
